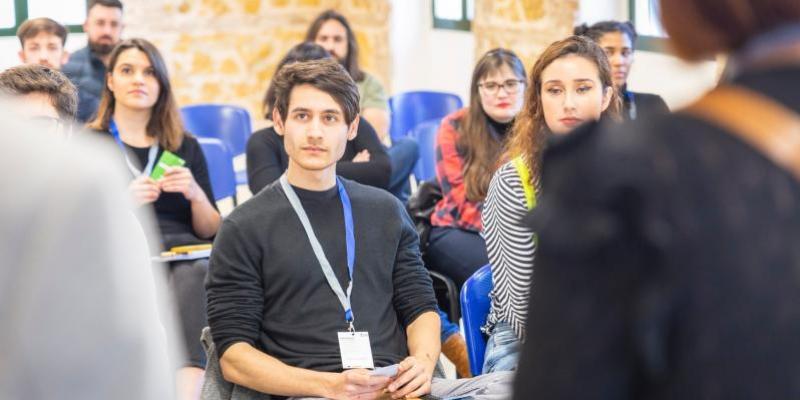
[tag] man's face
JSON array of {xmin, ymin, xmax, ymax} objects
[
  {"xmin": 598, "ymin": 31, "xmax": 634, "ymax": 89},
  {"xmin": 18, "ymin": 32, "xmax": 68, "ymax": 69},
  {"xmin": 314, "ymin": 19, "xmax": 349, "ymax": 61},
  {"xmin": 83, "ymin": 5, "xmax": 123, "ymax": 55},
  {"xmin": 273, "ymin": 84, "xmax": 358, "ymax": 174}
]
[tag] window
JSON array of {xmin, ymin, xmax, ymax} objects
[
  {"xmin": 433, "ymin": 0, "xmax": 473, "ymax": 31},
  {"xmin": 0, "ymin": 0, "xmax": 86, "ymax": 36},
  {"xmin": 629, "ymin": 0, "xmax": 668, "ymax": 52}
]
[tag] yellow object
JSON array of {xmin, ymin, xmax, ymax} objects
[
  {"xmin": 168, "ymin": 243, "xmax": 212, "ymax": 254},
  {"xmin": 512, "ymin": 157, "xmax": 537, "ymax": 210}
]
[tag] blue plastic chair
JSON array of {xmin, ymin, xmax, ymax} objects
[
  {"xmin": 181, "ymin": 104, "xmax": 252, "ymax": 186},
  {"xmin": 388, "ymin": 91, "xmax": 462, "ymax": 141},
  {"xmin": 409, "ymin": 118, "xmax": 442, "ymax": 182},
  {"xmin": 460, "ymin": 264, "xmax": 493, "ymax": 376},
  {"xmin": 197, "ymin": 137, "xmax": 237, "ymax": 202}
]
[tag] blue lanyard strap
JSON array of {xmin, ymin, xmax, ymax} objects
[
  {"xmin": 109, "ymin": 120, "xmax": 158, "ymax": 177},
  {"xmin": 279, "ymin": 174, "xmax": 356, "ymax": 328}
]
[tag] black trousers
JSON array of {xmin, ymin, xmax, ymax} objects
[
  {"xmin": 168, "ymin": 258, "xmax": 209, "ymax": 368},
  {"xmin": 425, "ymin": 226, "xmax": 489, "ymax": 289}
]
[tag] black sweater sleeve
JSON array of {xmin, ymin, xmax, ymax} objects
[
  {"xmin": 337, "ymin": 117, "xmax": 391, "ymax": 189},
  {"xmin": 246, "ymin": 127, "xmax": 285, "ymax": 195},
  {"xmin": 206, "ymin": 217, "xmax": 265, "ymax": 357},
  {"xmin": 390, "ymin": 197, "xmax": 438, "ymax": 327}
]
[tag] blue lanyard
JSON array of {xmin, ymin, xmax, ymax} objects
[
  {"xmin": 109, "ymin": 119, "xmax": 158, "ymax": 177},
  {"xmin": 279, "ymin": 174, "xmax": 356, "ymax": 329}
]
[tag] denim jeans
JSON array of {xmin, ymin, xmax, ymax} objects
[
  {"xmin": 386, "ymin": 137, "xmax": 419, "ymax": 203},
  {"xmin": 438, "ymin": 307, "xmax": 461, "ymax": 343},
  {"xmin": 481, "ymin": 322, "xmax": 520, "ymax": 374}
]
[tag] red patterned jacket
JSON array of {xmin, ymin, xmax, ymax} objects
[{"xmin": 432, "ymin": 108, "xmax": 484, "ymax": 232}]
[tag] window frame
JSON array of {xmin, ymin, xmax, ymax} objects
[
  {"xmin": 629, "ymin": 0, "xmax": 668, "ymax": 52},
  {"xmin": 432, "ymin": 0, "xmax": 472, "ymax": 32},
  {"xmin": 0, "ymin": 0, "xmax": 86, "ymax": 37}
]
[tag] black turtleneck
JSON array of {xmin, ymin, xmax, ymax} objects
[{"xmin": 487, "ymin": 117, "xmax": 513, "ymax": 139}]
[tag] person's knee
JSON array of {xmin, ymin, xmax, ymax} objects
[{"xmin": 171, "ymin": 260, "xmax": 209, "ymax": 296}]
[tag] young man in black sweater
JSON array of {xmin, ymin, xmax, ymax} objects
[{"xmin": 207, "ymin": 59, "xmax": 510, "ymax": 400}]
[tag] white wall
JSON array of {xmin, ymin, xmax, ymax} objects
[{"xmin": 389, "ymin": 0, "xmax": 475, "ymax": 103}]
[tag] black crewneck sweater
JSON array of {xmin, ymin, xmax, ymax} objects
[{"xmin": 206, "ymin": 178, "xmax": 437, "ymax": 372}]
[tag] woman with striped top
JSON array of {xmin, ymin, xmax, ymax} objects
[{"xmin": 481, "ymin": 36, "xmax": 621, "ymax": 373}]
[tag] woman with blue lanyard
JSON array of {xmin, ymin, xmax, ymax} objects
[{"xmin": 87, "ymin": 38, "xmax": 220, "ymax": 400}]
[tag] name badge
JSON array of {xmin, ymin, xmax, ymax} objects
[{"xmin": 338, "ymin": 331, "xmax": 374, "ymax": 369}]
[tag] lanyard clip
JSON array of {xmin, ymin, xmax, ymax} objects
[{"xmin": 345, "ymin": 309, "xmax": 354, "ymax": 332}]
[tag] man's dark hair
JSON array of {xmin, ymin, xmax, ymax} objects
[
  {"xmin": 17, "ymin": 18, "xmax": 68, "ymax": 47},
  {"xmin": 263, "ymin": 42, "xmax": 332, "ymax": 119},
  {"xmin": 271, "ymin": 59, "xmax": 360, "ymax": 125},
  {"xmin": 574, "ymin": 20, "xmax": 638, "ymax": 47},
  {"xmin": 0, "ymin": 65, "xmax": 77, "ymax": 119},
  {"xmin": 304, "ymin": 10, "xmax": 365, "ymax": 82},
  {"xmin": 88, "ymin": 0, "xmax": 123, "ymax": 12}
]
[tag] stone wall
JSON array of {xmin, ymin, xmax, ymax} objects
[
  {"xmin": 473, "ymin": 0, "xmax": 578, "ymax": 72},
  {"xmin": 123, "ymin": 0, "xmax": 391, "ymax": 122}
]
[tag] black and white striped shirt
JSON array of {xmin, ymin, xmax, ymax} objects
[{"xmin": 481, "ymin": 161, "xmax": 536, "ymax": 342}]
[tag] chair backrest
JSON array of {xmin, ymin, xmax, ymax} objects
[
  {"xmin": 181, "ymin": 104, "xmax": 252, "ymax": 156},
  {"xmin": 388, "ymin": 91, "xmax": 462, "ymax": 141},
  {"xmin": 410, "ymin": 118, "xmax": 442, "ymax": 182},
  {"xmin": 460, "ymin": 264, "xmax": 493, "ymax": 376},
  {"xmin": 197, "ymin": 137, "xmax": 236, "ymax": 201}
]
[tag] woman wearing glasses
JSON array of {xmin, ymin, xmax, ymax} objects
[
  {"xmin": 427, "ymin": 48, "xmax": 526, "ymax": 292},
  {"xmin": 425, "ymin": 49, "xmax": 525, "ymax": 377},
  {"xmin": 480, "ymin": 36, "xmax": 619, "ymax": 373}
]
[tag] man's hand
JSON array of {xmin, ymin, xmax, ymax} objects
[
  {"xmin": 327, "ymin": 369, "xmax": 392, "ymax": 400},
  {"xmin": 386, "ymin": 356, "xmax": 434, "ymax": 399},
  {"xmin": 128, "ymin": 175, "xmax": 160, "ymax": 206},
  {"xmin": 352, "ymin": 149, "xmax": 371, "ymax": 163},
  {"xmin": 160, "ymin": 166, "xmax": 202, "ymax": 201}
]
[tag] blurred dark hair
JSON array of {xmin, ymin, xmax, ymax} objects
[
  {"xmin": 88, "ymin": 0, "xmax": 123, "ymax": 12},
  {"xmin": 574, "ymin": 20, "xmax": 638, "ymax": 47},
  {"xmin": 0, "ymin": 64, "xmax": 77, "ymax": 119},
  {"xmin": 263, "ymin": 42, "xmax": 331, "ymax": 119},
  {"xmin": 660, "ymin": 0, "xmax": 800, "ymax": 60}
]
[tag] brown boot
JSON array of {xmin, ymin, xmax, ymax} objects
[{"xmin": 442, "ymin": 333, "xmax": 473, "ymax": 378}]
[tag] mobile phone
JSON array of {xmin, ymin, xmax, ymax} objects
[{"xmin": 370, "ymin": 364, "xmax": 399, "ymax": 377}]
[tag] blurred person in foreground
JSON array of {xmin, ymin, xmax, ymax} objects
[
  {"xmin": 0, "ymin": 102, "xmax": 181, "ymax": 399},
  {"xmin": 515, "ymin": 0, "xmax": 800, "ymax": 398}
]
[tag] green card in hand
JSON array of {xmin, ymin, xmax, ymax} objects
[{"xmin": 150, "ymin": 150, "xmax": 186, "ymax": 180}]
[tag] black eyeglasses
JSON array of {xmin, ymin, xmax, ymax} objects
[{"xmin": 478, "ymin": 79, "xmax": 526, "ymax": 95}]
